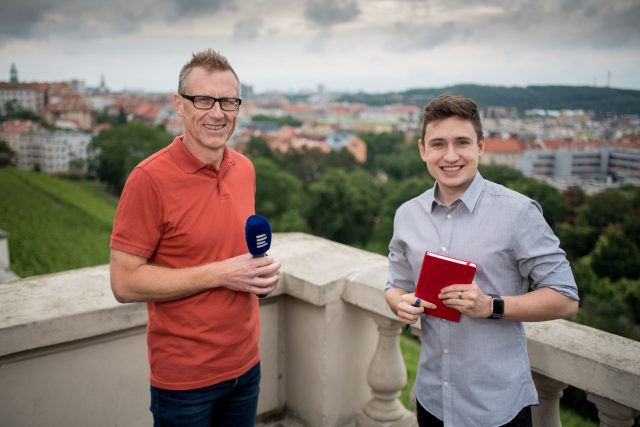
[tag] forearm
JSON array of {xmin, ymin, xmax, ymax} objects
[
  {"xmin": 502, "ymin": 287, "xmax": 579, "ymax": 322},
  {"xmin": 110, "ymin": 249, "xmax": 281, "ymax": 303},
  {"xmin": 110, "ymin": 256, "xmax": 221, "ymax": 303}
]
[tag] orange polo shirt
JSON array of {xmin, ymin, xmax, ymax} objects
[{"xmin": 111, "ymin": 136, "xmax": 259, "ymax": 390}]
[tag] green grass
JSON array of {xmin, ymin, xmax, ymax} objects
[
  {"xmin": 399, "ymin": 333, "xmax": 599, "ymax": 426},
  {"xmin": 400, "ymin": 333, "xmax": 420, "ymax": 409},
  {"xmin": 0, "ymin": 167, "xmax": 117, "ymax": 277}
]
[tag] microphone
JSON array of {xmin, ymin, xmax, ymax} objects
[
  {"xmin": 245, "ymin": 214, "xmax": 272, "ymax": 298},
  {"xmin": 245, "ymin": 214, "xmax": 272, "ymax": 256}
]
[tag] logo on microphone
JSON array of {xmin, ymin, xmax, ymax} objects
[{"xmin": 256, "ymin": 233, "xmax": 268, "ymax": 249}]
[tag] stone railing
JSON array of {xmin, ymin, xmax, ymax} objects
[{"xmin": 1, "ymin": 233, "xmax": 639, "ymax": 426}]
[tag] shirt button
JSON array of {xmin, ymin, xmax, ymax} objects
[
  {"xmin": 444, "ymin": 349, "xmax": 449, "ymax": 354},
  {"xmin": 446, "ymin": 214, "xmax": 452, "ymax": 219},
  {"xmin": 444, "ymin": 381, "xmax": 449, "ymax": 387},
  {"xmin": 441, "ymin": 246, "xmax": 447, "ymax": 252}
]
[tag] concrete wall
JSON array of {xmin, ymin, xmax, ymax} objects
[
  {"xmin": 2, "ymin": 233, "xmax": 639, "ymax": 427},
  {"xmin": 0, "ymin": 233, "xmax": 383, "ymax": 427}
]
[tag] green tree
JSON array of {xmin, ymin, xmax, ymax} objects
[
  {"xmin": 577, "ymin": 189, "xmax": 633, "ymax": 233},
  {"xmin": 89, "ymin": 123, "xmax": 173, "ymax": 194},
  {"xmin": 0, "ymin": 140, "xmax": 16, "ymax": 166},
  {"xmin": 251, "ymin": 114, "xmax": 302, "ymax": 127},
  {"xmin": 359, "ymin": 131, "xmax": 405, "ymax": 171},
  {"xmin": 478, "ymin": 164, "xmax": 524, "ymax": 186},
  {"xmin": 307, "ymin": 168, "xmax": 381, "ymax": 245},
  {"xmin": 556, "ymin": 223, "xmax": 598, "ymax": 261},
  {"xmin": 279, "ymin": 147, "xmax": 332, "ymax": 185},
  {"xmin": 576, "ymin": 275, "xmax": 640, "ymax": 341},
  {"xmin": 591, "ymin": 227, "xmax": 640, "ymax": 281},
  {"xmin": 245, "ymin": 136, "xmax": 276, "ymax": 160},
  {"xmin": 253, "ymin": 157, "xmax": 308, "ymax": 232},
  {"xmin": 376, "ymin": 148, "xmax": 425, "ymax": 181}
]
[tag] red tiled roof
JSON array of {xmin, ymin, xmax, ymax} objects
[
  {"xmin": 483, "ymin": 138, "xmax": 523, "ymax": 153},
  {"xmin": 0, "ymin": 119, "xmax": 36, "ymax": 134}
]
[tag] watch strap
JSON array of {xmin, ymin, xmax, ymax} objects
[{"xmin": 488, "ymin": 294, "xmax": 504, "ymax": 319}]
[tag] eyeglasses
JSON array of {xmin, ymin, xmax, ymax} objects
[{"xmin": 179, "ymin": 93, "xmax": 242, "ymax": 111}]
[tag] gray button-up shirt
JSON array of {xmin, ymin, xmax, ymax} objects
[{"xmin": 386, "ymin": 172, "xmax": 579, "ymax": 427}]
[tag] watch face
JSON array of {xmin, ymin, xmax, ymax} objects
[{"xmin": 492, "ymin": 298, "xmax": 504, "ymax": 315}]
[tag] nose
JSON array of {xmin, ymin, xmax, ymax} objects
[
  {"xmin": 443, "ymin": 142, "xmax": 459, "ymax": 162},
  {"xmin": 207, "ymin": 102, "xmax": 225, "ymax": 118}
]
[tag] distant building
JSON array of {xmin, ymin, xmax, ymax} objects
[
  {"xmin": 0, "ymin": 120, "xmax": 91, "ymax": 174},
  {"xmin": 518, "ymin": 146, "xmax": 640, "ymax": 183},
  {"xmin": 0, "ymin": 82, "xmax": 47, "ymax": 116},
  {"xmin": 480, "ymin": 138, "xmax": 523, "ymax": 169},
  {"xmin": 45, "ymin": 83, "xmax": 93, "ymax": 130},
  {"xmin": 325, "ymin": 132, "xmax": 367, "ymax": 163}
]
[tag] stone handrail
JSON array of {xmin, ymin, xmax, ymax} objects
[{"xmin": 1, "ymin": 233, "xmax": 639, "ymax": 427}]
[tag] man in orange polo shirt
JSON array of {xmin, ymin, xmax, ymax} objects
[{"xmin": 110, "ymin": 49, "xmax": 280, "ymax": 426}]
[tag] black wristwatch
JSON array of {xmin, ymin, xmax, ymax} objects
[{"xmin": 488, "ymin": 294, "xmax": 504, "ymax": 319}]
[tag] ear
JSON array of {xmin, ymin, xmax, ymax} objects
[
  {"xmin": 174, "ymin": 93, "xmax": 185, "ymax": 118},
  {"xmin": 418, "ymin": 138, "xmax": 427, "ymax": 161},
  {"xmin": 477, "ymin": 137, "xmax": 485, "ymax": 156}
]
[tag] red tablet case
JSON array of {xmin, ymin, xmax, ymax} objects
[{"xmin": 415, "ymin": 251, "xmax": 477, "ymax": 322}]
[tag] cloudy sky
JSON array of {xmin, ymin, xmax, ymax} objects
[{"xmin": 1, "ymin": 0, "xmax": 639, "ymax": 94}]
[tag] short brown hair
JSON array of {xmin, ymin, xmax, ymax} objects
[
  {"xmin": 420, "ymin": 94, "xmax": 483, "ymax": 142},
  {"xmin": 178, "ymin": 49, "xmax": 239, "ymax": 93}
]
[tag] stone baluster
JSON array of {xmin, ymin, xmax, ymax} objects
[
  {"xmin": 356, "ymin": 314, "xmax": 416, "ymax": 427},
  {"xmin": 587, "ymin": 393, "xmax": 640, "ymax": 427},
  {"xmin": 531, "ymin": 372, "xmax": 567, "ymax": 427}
]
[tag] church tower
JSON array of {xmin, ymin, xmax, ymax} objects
[{"xmin": 10, "ymin": 63, "xmax": 18, "ymax": 83}]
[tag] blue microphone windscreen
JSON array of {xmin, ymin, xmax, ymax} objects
[{"xmin": 245, "ymin": 214, "xmax": 272, "ymax": 256}]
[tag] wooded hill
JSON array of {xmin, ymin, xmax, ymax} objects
[{"xmin": 338, "ymin": 84, "xmax": 640, "ymax": 115}]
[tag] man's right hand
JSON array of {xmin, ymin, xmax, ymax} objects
[
  {"xmin": 215, "ymin": 253, "xmax": 281, "ymax": 296},
  {"xmin": 385, "ymin": 288, "xmax": 437, "ymax": 325}
]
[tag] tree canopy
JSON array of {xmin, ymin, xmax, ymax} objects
[{"xmin": 88, "ymin": 123, "xmax": 173, "ymax": 194}]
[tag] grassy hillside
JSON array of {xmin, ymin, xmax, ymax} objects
[{"xmin": 0, "ymin": 167, "xmax": 117, "ymax": 277}]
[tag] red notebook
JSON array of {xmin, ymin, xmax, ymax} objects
[{"xmin": 415, "ymin": 251, "xmax": 477, "ymax": 322}]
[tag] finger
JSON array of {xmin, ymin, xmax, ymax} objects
[{"xmin": 257, "ymin": 263, "xmax": 281, "ymax": 277}]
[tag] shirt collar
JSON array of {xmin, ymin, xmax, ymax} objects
[
  {"xmin": 430, "ymin": 172, "xmax": 485, "ymax": 213},
  {"xmin": 168, "ymin": 136, "xmax": 235, "ymax": 174}
]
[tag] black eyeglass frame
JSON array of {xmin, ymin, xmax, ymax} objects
[{"xmin": 179, "ymin": 93, "xmax": 242, "ymax": 111}]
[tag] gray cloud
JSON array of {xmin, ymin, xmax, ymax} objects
[
  {"xmin": 305, "ymin": 0, "xmax": 361, "ymax": 28},
  {"xmin": 232, "ymin": 17, "xmax": 264, "ymax": 42},
  {"xmin": 388, "ymin": 0, "xmax": 640, "ymax": 51},
  {"xmin": 0, "ymin": 0, "xmax": 236, "ymax": 45}
]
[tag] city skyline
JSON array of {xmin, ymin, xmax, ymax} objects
[{"xmin": 1, "ymin": 0, "xmax": 640, "ymax": 94}]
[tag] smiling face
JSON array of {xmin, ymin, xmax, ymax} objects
[
  {"xmin": 419, "ymin": 115, "xmax": 484, "ymax": 205},
  {"xmin": 174, "ymin": 66, "xmax": 240, "ymax": 167}
]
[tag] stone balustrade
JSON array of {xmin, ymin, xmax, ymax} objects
[{"xmin": 1, "ymin": 233, "xmax": 638, "ymax": 426}]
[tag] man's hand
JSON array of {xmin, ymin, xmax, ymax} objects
[
  {"xmin": 439, "ymin": 281, "xmax": 491, "ymax": 318},
  {"xmin": 216, "ymin": 253, "xmax": 281, "ymax": 296},
  {"xmin": 392, "ymin": 291, "xmax": 437, "ymax": 326}
]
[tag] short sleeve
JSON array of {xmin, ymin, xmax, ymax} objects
[{"xmin": 110, "ymin": 168, "xmax": 163, "ymax": 259}]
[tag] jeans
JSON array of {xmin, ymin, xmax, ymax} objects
[
  {"xmin": 416, "ymin": 399, "xmax": 532, "ymax": 427},
  {"xmin": 150, "ymin": 362, "xmax": 261, "ymax": 427}
]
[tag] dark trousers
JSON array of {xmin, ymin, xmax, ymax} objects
[
  {"xmin": 150, "ymin": 362, "xmax": 261, "ymax": 427},
  {"xmin": 416, "ymin": 399, "xmax": 532, "ymax": 427}
]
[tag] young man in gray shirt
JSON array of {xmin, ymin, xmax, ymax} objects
[{"xmin": 385, "ymin": 94, "xmax": 579, "ymax": 427}]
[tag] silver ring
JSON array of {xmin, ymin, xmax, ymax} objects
[{"xmin": 458, "ymin": 291, "xmax": 463, "ymax": 300}]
